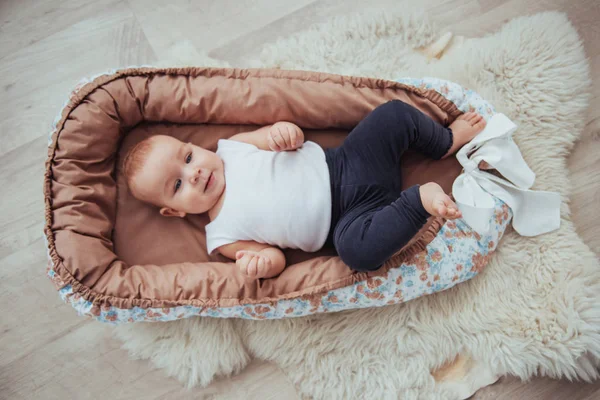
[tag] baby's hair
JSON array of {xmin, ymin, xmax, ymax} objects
[{"xmin": 121, "ymin": 136, "xmax": 158, "ymax": 202}]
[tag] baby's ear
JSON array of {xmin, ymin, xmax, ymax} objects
[{"xmin": 159, "ymin": 207, "xmax": 186, "ymax": 218}]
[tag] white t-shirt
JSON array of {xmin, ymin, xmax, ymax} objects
[{"xmin": 205, "ymin": 139, "xmax": 332, "ymax": 255}]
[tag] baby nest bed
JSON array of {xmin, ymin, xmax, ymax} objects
[{"xmin": 44, "ymin": 67, "xmax": 520, "ymax": 324}]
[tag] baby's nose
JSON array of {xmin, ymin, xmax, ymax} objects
[{"xmin": 189, "ymin": 168, "xmax": 202, "ymax": 184}]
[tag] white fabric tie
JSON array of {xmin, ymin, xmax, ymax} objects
[{"xmin": 452, "ymin": 113, "xmax": 562, "ymax": 237}]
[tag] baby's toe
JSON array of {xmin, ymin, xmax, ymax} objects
[
  {"xmin": 437, "ymin": 205, "xmax": 447, "ymax": 216},
  {"xmin": 475, "ymin": 118, "xmax": 487, "ymax": 131}
]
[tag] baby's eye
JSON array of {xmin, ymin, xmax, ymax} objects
[
  {"xmin": 174, "ymin": 179, "xmax": 182, "ymax": 193},
  {"xmin": 185, "ymin": 153, "xmax": 192, "ymax": 164}
]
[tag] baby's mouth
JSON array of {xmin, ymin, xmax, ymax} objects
[{"xmin": 204, "ymin": 172, "xmax": 212, "ymax": 192}]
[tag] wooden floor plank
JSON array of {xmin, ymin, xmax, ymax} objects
[
  {"xmin": 126, "ymin": 0, "xmax": 315, "ymax": 59},
  {"xmin": 0, "ymin": 0, "xmax": 123, "ymax": 60},
  {"xmin": 0, "ymin": 1, "xmax": 154, "ymax": 157}
]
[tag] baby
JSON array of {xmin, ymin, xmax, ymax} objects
[{"xmin": 123, "ymin": 100, "xmax": 486, "ymax": 279}]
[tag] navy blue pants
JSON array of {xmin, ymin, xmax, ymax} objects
[{"xmin": 324, "ymin": 100, "xmax": 453, "ymax": 272}]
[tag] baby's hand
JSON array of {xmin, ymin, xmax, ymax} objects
[
  {"xmin": 236, "ymin": 250, "xmax": 273, "ymax": 278},
  {"xmin": 268, "ymin": 122, "xmax": 304, "ymax": 152}
]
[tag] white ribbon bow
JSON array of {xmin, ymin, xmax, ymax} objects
[{"xmin": 451, "ymin": 113, "xmax": 562, "ymax": 237}]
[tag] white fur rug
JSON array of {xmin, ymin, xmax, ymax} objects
[{"xmin": 114, "ymin": 10, "xmax": 600, "ymax": 399}]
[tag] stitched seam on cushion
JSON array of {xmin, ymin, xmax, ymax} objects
[{"xmin": 123, "ymin": 77, "xmax": 144, "ymax": 119}]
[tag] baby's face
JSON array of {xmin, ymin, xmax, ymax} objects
[{"xmin": 134, "ymin": 135, "xmax": 224, "ymax": 215}]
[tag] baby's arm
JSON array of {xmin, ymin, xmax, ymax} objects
[
  {"xmin": 217, "ymin": 240, "xmax": 286, "ymax": 279},
  {"xmin": 230, "ymin": 122, "xmax": 304, "ymax": 152}
]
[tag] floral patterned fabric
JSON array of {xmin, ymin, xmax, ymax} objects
[{"xmin": 46, "ymin": 71, "xmax": 510, "ymax": 324}]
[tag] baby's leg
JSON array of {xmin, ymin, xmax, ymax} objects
[
  {"xmin": 333, "ymin": 185, "xmax": 430, "ymax": 273},
  {"xmin": 342, "ymin": 100, "xmax": 454, "ymax": 163}
]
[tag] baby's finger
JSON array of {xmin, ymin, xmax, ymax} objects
[
  {"xmin": 280, "ymin": 126, "xmax": 291, "ymax": 149},
  {"xmin": 287, "ymin": 127, "xmax": 297, "ymax": 149},
  {"xmin": 242, "ymin": 254, "xmax": 254, "ymax": 272},
  {"xmin": 236, "ymin": 250, "xmax": 245, "ymax": 260},
  {"xmin": 257, "ymin": 256, "xmax": 265, "ymax": 275},
  {"xmin": 270, "ymin": 131, "xmax": 283, "ymax": 151},
  {"xmin": 268, "ymin": 134, "xmax": 281, "ymax": 152},
  {"xmin": 247, "ymin": 256, "xmax": 259, "ymax": 276},
  {"xmin": 237, "ymin": 258, "xmax": 247, "ymax": 274},
  {"xmin": 272, "ymin": 130, "xmax": 286, "ymax": 150},
  {"xmin": 295, "ymin": 128, "xmax": 304, "ymax": 147}
]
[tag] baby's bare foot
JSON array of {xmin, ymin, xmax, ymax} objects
[
  {"xmin": 442, "ymin": 112, "xmax": 487, "ymax": 159},
  {"xmin": 419, "ymin": 182, "xmax": 462, "ymax": 219}
]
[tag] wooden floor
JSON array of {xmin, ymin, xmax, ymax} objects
[{"xmin": 1, "ymin": 0, "xmax": 599, "ymax": 399}]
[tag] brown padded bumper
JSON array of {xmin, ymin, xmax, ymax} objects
[{"xmin": 44, "ymin": 67, "xmax": 463, "ymax": 309}]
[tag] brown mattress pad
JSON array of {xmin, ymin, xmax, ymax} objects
[{"xmin": 43, "ymin": 67, "xmax": 463, "ymax": 309}]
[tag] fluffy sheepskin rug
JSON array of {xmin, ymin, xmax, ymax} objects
[{"xmin": 114, "ymin": 9, "xmax": 599, "ymax": 399}]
